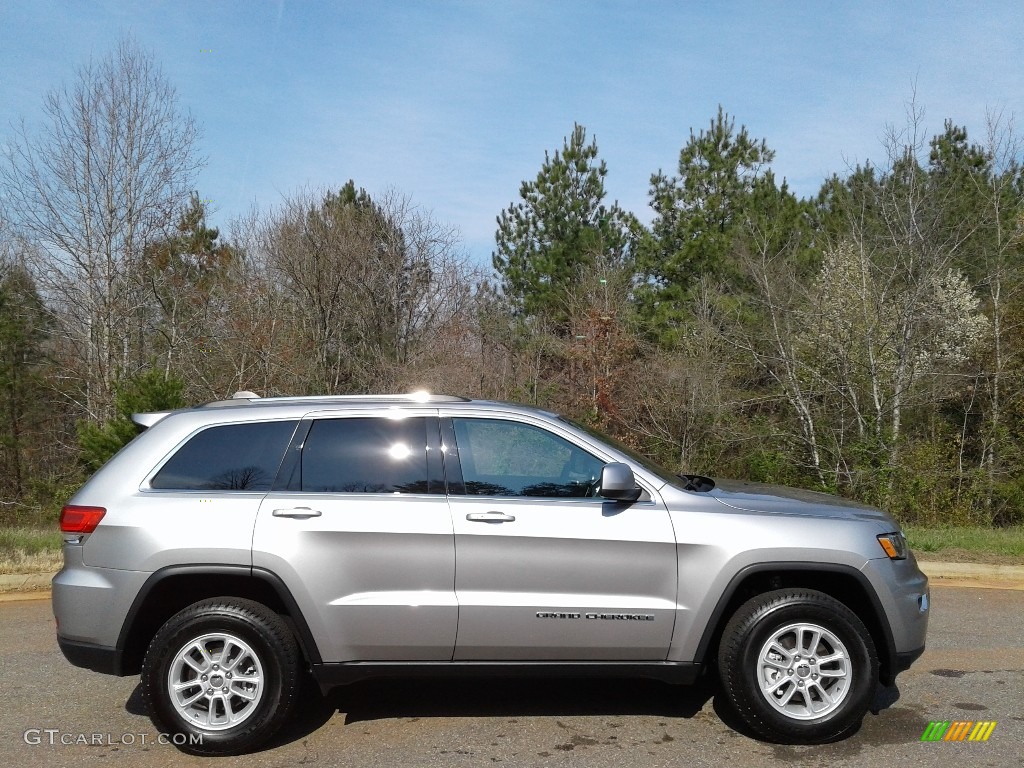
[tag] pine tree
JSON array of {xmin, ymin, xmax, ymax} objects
[
  {"xmin": 0, "ymin": 263, "xmax": 49, "ymax": 497},
  {"xmin": 493, "ymin": 124, "xmax": 637, "ymax": 330},
  {"xmin": 638, "ymin": 107, "xmax": 802, "ymax": 342},
  {"xmin": 77, "ymin": 370, "xmax": 186, "ymax": 472}
]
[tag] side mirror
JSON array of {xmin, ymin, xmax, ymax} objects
[{"xmin": 600, "ymin": 462, "xmax": 642, "ymax": 502}]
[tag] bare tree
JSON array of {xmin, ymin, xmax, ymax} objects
[
  {"xmin": 735, "ymin": 240, "xmax": 829, "ymax": 484},
  {"xmin": 257, "ymin": 184, "xmax": 475, "ymax": 393},
  {"xmin": 617, "ymin": 276, "xmax": 748, "ymax": 474},
  {"xmin": 972, "ymin": 112, "xmax": 1024, "ymax": 518},
  {"xmin": 1, "ymin": 36, "xmax": 202, "ymax": 418}
]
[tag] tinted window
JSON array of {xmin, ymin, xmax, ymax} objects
[
  {"xmin": 301, "ymin": 417, "xmax": 429, "ymax": 493},
  {"xmin": 151, "ymin": 420, "xmax": 298, "ymax": 491},
  {"xmin": 452, "ymin": 418, "xmax": 604, "ymax": 498}
]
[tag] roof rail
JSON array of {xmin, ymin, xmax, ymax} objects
[
  {"xmin": 257, "ymin": 393, "xmax": 471, "ymax": 403},
  {"xmin": 201, "ymin": 392, "xmax": 471, "ymax": 407}
]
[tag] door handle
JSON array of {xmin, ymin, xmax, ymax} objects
[
  {"xmin": 466, "ymin": 512, "xmax": 516, "ymax": 523},
  {"xmin": 272, "ymin": 507, "xmax": 322, "ymax": 518}
]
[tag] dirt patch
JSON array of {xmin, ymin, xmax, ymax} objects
[
  {"xmin": 0, "ymin": 589, "xmax": 51, "ymax": 602},
  {"xmin": 916, "ymin": 548, "xmax": 1024, "ymax": 566},
  {"xmin": 926, "ymin": 577, "xmax": 1024, "ymax": 591}
]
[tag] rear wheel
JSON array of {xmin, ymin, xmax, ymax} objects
[
  {"xmin": 718, "ymin": 589, "xmax": 877, "ymax": 743},
  {"xmin": 141, "ymin": 598, "xmax": 301, "ymax": 756}
]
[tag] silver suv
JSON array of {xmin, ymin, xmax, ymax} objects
[{"xmin": 53, "ymin": 393, "xmax": 929, "ymax": 755}]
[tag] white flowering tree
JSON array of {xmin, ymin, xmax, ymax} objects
[
  {"xmin": 741, "ymin": 234, "xmax": 989, "ymax": 496},
  {"xmin": 798, "ymin": 241, "xmax": 988, "ymax": 450}
]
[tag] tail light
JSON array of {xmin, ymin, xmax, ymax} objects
[{"xmin": 60, "ymin": 505, "xmax": 106, "ymax": 534}]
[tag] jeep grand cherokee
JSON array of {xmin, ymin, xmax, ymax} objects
[{"xmin": 53, "ymin": 392, "xmax": 929, "ymax": 755}]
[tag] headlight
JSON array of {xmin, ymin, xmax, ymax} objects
[{"xmin": 877, "ymin": 531, "xmax": 908, "ymax": 560}]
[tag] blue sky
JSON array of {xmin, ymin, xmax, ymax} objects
[{"xmin": 2, "ymin": 0, "xmax": 1022, "ymax": 265}]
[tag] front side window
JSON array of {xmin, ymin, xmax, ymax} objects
[
  {"xmin": 151, "ymin": 420, "xmax": 298, "ymax": 491},
  {"xmin": 451, "ymin": 418, "xmax": 604, "ymax": 498},
  {"xmin": 301, "ymin": 416, "xmax": 429, "ymax": 493}
]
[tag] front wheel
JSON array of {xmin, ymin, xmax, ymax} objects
[
  {"xmin": 141, "ymin": 598, "xmax": 302, "ymax": 756},
  {"xmin": 718, "ymin": 589, "xmax": 878, "ymax": 743}
]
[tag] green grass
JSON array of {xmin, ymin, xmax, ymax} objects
[
  {"xmin": 0, "ymin": 526, "xmax": 64, "ymax": 574},
  {"xmin": 905, "ymin": 525, "xmax": 1024, "ymax": 561},
  {"xmin": 0, "ymin": 526, "xmax": 62, "ymax": 555}
]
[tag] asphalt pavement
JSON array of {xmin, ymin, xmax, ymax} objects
[{"xmin": 1, "ymin": 586, "xmax": 1022, "ymax": 767}]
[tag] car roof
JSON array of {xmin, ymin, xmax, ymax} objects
[{"xmin": 132, "ymin": 392, "xmax": 559, "ymax": 428}]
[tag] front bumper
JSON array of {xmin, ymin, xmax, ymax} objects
[
  {"xmin": 889, "ymin": 644, "xmax": 926, "ymax": 681},
  {"xmin": 862, "ymin": 555, "xmax": 929, "ymax": 684}
]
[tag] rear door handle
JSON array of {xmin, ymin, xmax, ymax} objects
[
  {"xmin": 272, "ymin": 507, "xmax": 322, "ymax": 518},
  {"xmin": 466, "ymin": 512, "xmax": 516, "ymax": 523}
]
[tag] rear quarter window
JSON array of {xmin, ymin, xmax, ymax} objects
[{"xmin": 150, "ymin": 420, "xmax": 298, "ymax": 491}]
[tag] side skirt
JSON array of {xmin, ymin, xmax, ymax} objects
[{"xmin": 311, "ymin": 661, "xmax": 702, "ymax": 694}]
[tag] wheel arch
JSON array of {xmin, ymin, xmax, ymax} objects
[
  {"xmin": 693, "ymin": 563, "xmax": 899, "ymax": 685},
  {"xmin": 116, "ymin": 565, "xmax": 321, "ymax": 675}
]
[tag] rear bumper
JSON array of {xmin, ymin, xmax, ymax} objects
[{"xmin": 57, "ymin": 636, "xmax": 126, "ymax": 676}]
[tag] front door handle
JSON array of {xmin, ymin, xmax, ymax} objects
[
  {"xmin": 272, "ymin": 507, "xmax": 322, "ymax": 518},
  {"xmin": 466, "ymin": 511, "xmax": 516, "ymax": 523}
]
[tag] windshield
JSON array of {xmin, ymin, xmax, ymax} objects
[{"xmin": 559, "ymin": 417, "xmax": 681, "ymax": 488}]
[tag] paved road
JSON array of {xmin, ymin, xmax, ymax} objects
[{"xmin": 2, "ymin": 586, "xmax": 1022, "ymax": 767}]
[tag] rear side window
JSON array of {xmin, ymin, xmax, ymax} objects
[
  {"xmin": 150, "ymin": 421, "xmax": 298, "ymax": 491},
  {"xmin": 300, "ymin": 417, "xmax": 429, "ymax": 493}
]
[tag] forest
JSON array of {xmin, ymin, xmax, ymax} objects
[{"xmin": 2, "ymin": 40, "xmax": 1023, "ymax": 529}]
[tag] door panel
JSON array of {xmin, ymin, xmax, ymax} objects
[
  {"xmin": 445, "ymin": 416, "xmax": 678, "ymax": 661},
  {"xmin": 252, "ymin": 412, "xmax": 457, "ymax": 662},
  {"xmin": 254, "ymin": 493, "xmax": 456, "ymax": 661},
  {"xmin": 450, "ymin": 497, "xmax": 677, "ymax": 660}
]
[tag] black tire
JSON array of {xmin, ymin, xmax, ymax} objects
[
  {"xmin": 141, "ymin": 597, "xmax": 302, "ymax": 756},
  {"xmin": 717, "ymin": 589, "xmax": 878, "ymax": 744}
]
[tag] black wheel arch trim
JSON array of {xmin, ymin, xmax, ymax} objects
[
  {"xmin": 692, "ymin": 561, "xmax": 899, "ymax": 683},
  {"xmin": 116, "ymin": 564, "xmax": 322, "ymax": 666}
]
